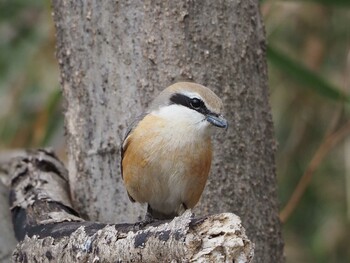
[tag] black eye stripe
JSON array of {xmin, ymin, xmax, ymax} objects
[
  {"xmin": 170, "ymin": 93, "xmax": 211, "ymax": 115},
  {"xmin": 169, "ymin": 93, "xmax": 191, "ymax": 108}
]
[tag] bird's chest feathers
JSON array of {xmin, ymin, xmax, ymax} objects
[
  {"xmin": 130, "ymin": 113, "xmax": 212, "ymax": 212},
  {"xmin": 124, "ymin": 107, "xmax": 213, "ymax": 213},
  {"xmin": 130, "ymin": 110, "xmax": 212, "ymax": 176},
  {"xmin": 135, "ymin": 111, "xmax": 211, "ymax": 164}
]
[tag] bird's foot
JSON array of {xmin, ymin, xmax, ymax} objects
[{"xmin": 134, "ymin": 215, "xmax": 157, "ymax": 230}]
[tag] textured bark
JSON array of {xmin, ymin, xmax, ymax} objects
[
  {"xmin": 6, "ymin": 149, "xmax": 253, "ymax": 262},
  {"xmin": 51, "ymin": 0, "xmax": 284, "ymax": 262},
  {"xmin": 0, "ymin": 150, "xmax": 26, "ymax": 263},
  {"xmin": 0, "ymin": 185, "xmax": 17, "ymax": 263}
]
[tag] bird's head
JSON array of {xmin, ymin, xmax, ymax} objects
[{"xmin": 149, "ymin": 82, "xmax": 227, "ymax": 134}]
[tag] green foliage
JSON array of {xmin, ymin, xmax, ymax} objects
[
  {"xmin": 267, "ymin": 45, "xmax": 349, "ymax": 102},
  {"xmin": 0, "ymin": 0, "xmax": 62, "ymax": 149},
  {"xmin": 266, "ymin": 1, "xmax": 350, "ymax": 262},
  {"xmin": 300, "ymin": 0, "xmax": 350, "ymax": 7}
]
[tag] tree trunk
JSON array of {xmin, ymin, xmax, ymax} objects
[{"xmin": 52, "ymin": 0, "xmax": 284, "ymax": 262}]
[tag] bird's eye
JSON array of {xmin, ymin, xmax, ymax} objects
[{"xmin": 190, "ymin": 98, "xmax": 202, "ymax": 109}]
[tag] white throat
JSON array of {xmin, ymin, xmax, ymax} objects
[{"xmin": 152, "ymin": 104, "xmax": 212, "ymax": 138}]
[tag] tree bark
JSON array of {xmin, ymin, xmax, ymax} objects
[
  {"xmin": 0, "ymin": 184, "xmax": 17, "ymax": 262},
  {"xmin": 0, "ymin": 150, "xmax": 26, "ymax": 262},
  {"xmin": 51, "ymin": 0, "xmax": 284, "ymax": 262},
  {"xmin": 6, "ymin": 149, "xmax": 253, "ymax": 262}
]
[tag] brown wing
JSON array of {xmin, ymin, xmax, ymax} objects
[
  {"xmin": 121, "ymin": 114, "xmax": 146, "ymax": 178},
  {"xmin": 120, "ymin": 114, "xmax": 146, "ymax": 202}
]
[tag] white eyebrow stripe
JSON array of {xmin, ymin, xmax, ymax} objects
[{"xmin": 179, "ymin": 91, "xmax": 203, "ymax": 100}]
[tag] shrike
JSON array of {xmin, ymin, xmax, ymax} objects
[{"xmin": 121, "ymin": 82, "xmax": 227, "ymax": 219}]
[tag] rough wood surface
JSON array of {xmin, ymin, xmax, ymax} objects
[
  {"xmin": 51, "ymin": 1, "xmax": 284, "ymax": 262},
  {"xmin": 6, "ymin": 149, "xmax": 253, "ymax": 263},
  {"xmin": 0, "ymin": 150, "xmax": 27, "ymax": 263},
  {"xmin": 0, "ymin": 185, "xmax": 17, "ymax": 263}
]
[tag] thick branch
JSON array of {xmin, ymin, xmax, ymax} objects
[{"xmin": 6, "ymin": 150, "xmax": 254, "ymax": 262}]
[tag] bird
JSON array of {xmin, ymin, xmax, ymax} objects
[{"xmin": 121, "ymin": 82, "xmax": 227, "ymax": 220}]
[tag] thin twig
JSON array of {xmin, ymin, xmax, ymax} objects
[{"xmin": 280, "ymin": 120, "xmax": 350, "ymax": 223}]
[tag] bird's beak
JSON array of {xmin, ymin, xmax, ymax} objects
[{"xmin": 206, "ymin": 114, "xmax": 228, "ymax": 129}]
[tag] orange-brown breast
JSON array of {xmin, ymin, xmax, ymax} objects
[
  {"xmin": 122, "ymin": 114, "xmax": 212, "ymax": 214},
  {"xmin": 122, "ymin": 115, "xmax": 164, "ymax": 204},
  {"xmin": 182, "ymin": 139, "xmax": 212, "ymax": 209}
]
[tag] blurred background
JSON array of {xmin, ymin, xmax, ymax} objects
[{"xmin": 0, "ymin": 0, "xmax": 349, "ymax": 262}]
